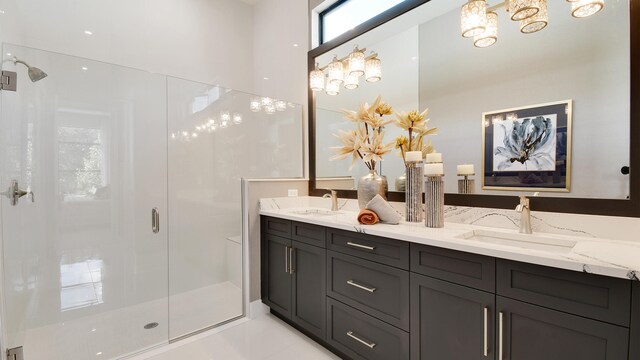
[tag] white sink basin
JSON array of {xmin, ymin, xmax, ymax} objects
[
  {"xmin": 289, "ymin": 209, "xmax": 342, "ymax": 216},
  {"xmin": 457, "ymin": 230, "xmax": 577, "ymax": 254}
]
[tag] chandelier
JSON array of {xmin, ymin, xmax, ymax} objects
[
  {"xmin": 461, "ymin": 0, "xmax": 605, "ymax": 48},
  {"xmin": 309, "ymin": 45, "xmax": 382, "ymax": 96}
]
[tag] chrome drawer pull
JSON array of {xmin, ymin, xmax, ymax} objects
[
  {"xmin": 499, "ymin": 312, "xmax": 504, "ymax": 360},
  {"xmin": 346, "ymin": 331, "xmax": 376, "ymax": 349},
  {"xmin": 483, "ymin": 307, "xmax": 489, "ymax": 357},
  {"xmin": 289, "ymin": 247, "xmax": 295, "ymax": 274},
  {"xmin": 347, "ymin": 280, "xmax": 376, "ymax": 293},
  {"xmin": 346, "ymin": 242, "xmax": 375, "ymax": 251},
  {"xmin": 285, "ymin": 246, "xmax": 289, "ymax": 274}
]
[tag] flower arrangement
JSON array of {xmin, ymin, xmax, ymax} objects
[
  {"xmin": 393, "ymin": 108, "xmax": 438, "ymax": 164},
  {"xmin": 330, "ymin": 96, "xmax": 395, "ymax": 172}
]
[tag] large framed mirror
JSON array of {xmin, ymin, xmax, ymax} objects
[{"xmin": 308, "ymin": 0, "xmax": 639, "ymax": 217}]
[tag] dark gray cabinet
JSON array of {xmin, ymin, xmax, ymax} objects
[
  {"xmin": 291, "ymin": 240, "xmax": 326, "ymax": 340},
  {"xmin": 327, "ymin": 298, "xmax": 410, "ymax": 360},
  {"xmin": 260, "ymin": 216, "xmax": 637, "ymax": 360},
  {"xmin": 262, "ymin": 233, "xmax": 292, "ymax": 317},
  {"xmin": 261, "ymin": 217, "xmax": 326, "ymax": 340},
  {"xmin": 410, "ymin": 273, "xmax": 495, "ymax": 360},
  {"xmin": 496, "ymin": 259, "xmax": 631, "ymax": 326},
  {"xmin": 497, "ymin": 296, "xmax": 629, "ymax": 360},
  {"xmin": 328, "ymin": 250, "xmax": 410, "ymax": 331}
]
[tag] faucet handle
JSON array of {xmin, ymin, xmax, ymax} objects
[{"xmin": 323, "ymin": 189, "xmax": 337, "ymax": 197}]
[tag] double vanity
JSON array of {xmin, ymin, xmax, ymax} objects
[{"xmin": 260, "ymin": 197, "xmax": 640, "ymax": 360}]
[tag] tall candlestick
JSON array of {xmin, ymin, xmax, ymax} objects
[
  {"xmin": 425, "ymin": 175, "xmax": 444, "ymax": 228},
  {"xmin": 405, "ymin": 159, "xmax": 424, "ymax": 222}
]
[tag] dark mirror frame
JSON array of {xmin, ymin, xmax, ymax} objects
[{"xmin": 308, "ymin": 0, "xmax": 640, "ymax": 217}]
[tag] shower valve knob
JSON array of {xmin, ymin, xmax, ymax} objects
[{"xmin": 2, "ymin": 180, "xmax": 34, "ymax": 206}]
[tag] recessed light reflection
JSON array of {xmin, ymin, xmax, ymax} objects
[
  {"xmin": 293, "ymin": 43, "xmax": 299, "ymax": 47},
  {"xmin": 6, "ymin": 53, "xmax": 11, "ymax": 57},
  {"xmin": 96, "ymin": 352, "xmax": 102, "ymax": 356},
  {"xmin": 0, "ymin": 10, "xmax": 5, "ymax": 14},
  {"xmin": 82, "ymin": 66, "xmax": 88, "ymax": 71},
  {"xmin": 91, "ymin": 328, "xmax": 97, "ymax": 332},
  {"xmin": 84, "ymin": 30, "xmax": 93, "ymax": 35}
]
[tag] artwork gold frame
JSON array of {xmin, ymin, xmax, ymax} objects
[{"xmin": 482, "ymin": 100, "xmax": 573, "ymax": 193}]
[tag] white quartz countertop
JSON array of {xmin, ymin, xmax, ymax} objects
[{"xmin": 259, "ymin": 197, "xmax": 640, "ymax": 281}]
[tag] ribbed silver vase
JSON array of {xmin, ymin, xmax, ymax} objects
[
  {"xmin": 458, "ymin": 176, "xmax": 475, "ymax": 194},
  {"xmin": 405, "ymin": 161, "xmax": 423, "ymax": 222},
  {"xmin": 425, "ymin": 175, "xmax": 444, "ymax": 228},
  {"xmin": 357, "ymin": 170, "xmax": 388, "ymax": 209}
]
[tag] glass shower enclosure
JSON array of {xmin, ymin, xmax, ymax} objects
[{"xmin": 0, "ymin": 44, "xmax": 303, "ymax": 359}]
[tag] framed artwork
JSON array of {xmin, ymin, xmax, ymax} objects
[{"xmin": 482, "ymin": 100, "xmax": 572, "ymax": 192}]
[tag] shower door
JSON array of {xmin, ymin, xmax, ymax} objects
[{"xmin": 0, "ymin": 45, "xmax": 169, "ymax": 359}]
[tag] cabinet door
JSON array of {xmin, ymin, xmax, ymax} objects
[
  {"xmin": 291, "ymin": 241, "xmax": 326, "ymax": 340},
  {"xmin": 262, "ymin": 234, "xmax": 292, "ymax": 318},
  {"xmin": 496, "ymin": 296, "xmax": 629, "ymax": 360},
  {"xmin": 411, "ymin": 273, "xmax": 495, "ymax": 360}
]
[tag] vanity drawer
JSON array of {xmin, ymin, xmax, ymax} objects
[
  {"xmin": 328, "ymin": 250, "xmax": 410, "ymax": 330},
  {"xmin": 497, "ymin": 260, "xmax": 631, "ymax": 326},
  {"xmin": 292, "ymin": 221, "xmax": 326, "ymax": 248},
  {"xmin": 327, "ymin": 298, "xmax": 410, "ymax": 360},
  {"xmin": 261, "ymin": 216, "xmax": 291, "ymax": 238},
  {"xmin": 410, "ymin": 243, "xmax": 495, "ymax": 293},
  {"xmin": 327, "ymin": 228, "xmax": 409, "ymax": 269}
]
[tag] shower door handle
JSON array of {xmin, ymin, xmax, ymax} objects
[{"xmin": 151, "ymin": 208, "xmax": 160, "ymax": 233}]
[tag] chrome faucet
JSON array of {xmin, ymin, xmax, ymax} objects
[
  {"xmin": 515, "ymin": 196, "xmax": 532, "ymax": 234},
  {"xmin": 322, "ymin": 189, "xmax": 339, "ymax": 212}
]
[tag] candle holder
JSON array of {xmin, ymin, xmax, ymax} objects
[
  {"xmin": 457, "ymin": 173, "xmax": 476, "ymax": 194},
  {"xmin": 425, "ymin": 175, "xmax": 444, "ymax": 228},
  {"xmin": 405, "ymin": 160, "xmax": 424, "ymax": 222}
]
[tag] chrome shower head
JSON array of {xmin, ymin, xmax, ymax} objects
[
  {"xmin": 27, "ymin": 66, "xmax": 47, "ymax": 82},
  {"xmin": 13, "ymin": 58, "xmax": 47, "ymax": 82}
]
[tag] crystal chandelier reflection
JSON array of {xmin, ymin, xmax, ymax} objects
[
  {"xmin": 460, "ymin": 0, "xmax": 604, "ymax": 49},
  {"xmin": 520, "ymin": 0, "xmax": 548, "ymax": 34},
  {"xmin": 461, "ymin": 0, "xmax": 488, "ymax": 38},
  {"xmin": 570, "ymin": 0, "xmax": 604, "ymax": 18},
  {"xmin": 474, "ymin": 11, "xmax": 498, "ymax": 48},
  {"xmin": 248, "ymin": 96, "xmax": 291, "ymax": 114}
]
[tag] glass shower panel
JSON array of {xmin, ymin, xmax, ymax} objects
[
  {"xmin": 0, "ymin": 45, "xmax": 169, "ymax": 359},
  {"xmin": 167, "ymin": 78, "xmax": 303, "ymax": 339}
]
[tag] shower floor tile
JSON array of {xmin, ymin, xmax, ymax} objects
[{"xmin": 139, "ymin": 313, "xmax": 339, "ymax": 360}]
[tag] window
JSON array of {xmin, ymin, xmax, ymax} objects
[
  {"xmin": 320, "ymin": 0, "xmax": 407, "ymax": 44},
  {"xmin": 58, "ymin": 126, "xmax": 107, "ymax": 201}
]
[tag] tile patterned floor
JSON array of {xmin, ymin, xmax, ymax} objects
[{"xmin": 140, "ymin": 314, "xmax": 339, "ymax": 360}]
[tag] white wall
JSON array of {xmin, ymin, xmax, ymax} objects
[{"xmin": 0, "ymin": 0, "xmax": 255, "ymax": 92}]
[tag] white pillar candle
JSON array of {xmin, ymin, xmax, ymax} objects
[
  {"xmin": 457, "ymin": 164, "xmax": 475, "ymax": 175},
  {"xmin": 424, "ymin": 163, "xmax": 444, "ymax": 176},
  {"xmin": 405, "ymin": 151, "xmax": 423, "ymax": 162},
  {"xmin": 426, "ymin": 153, "xmax": 442, "ymax": 163}
]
